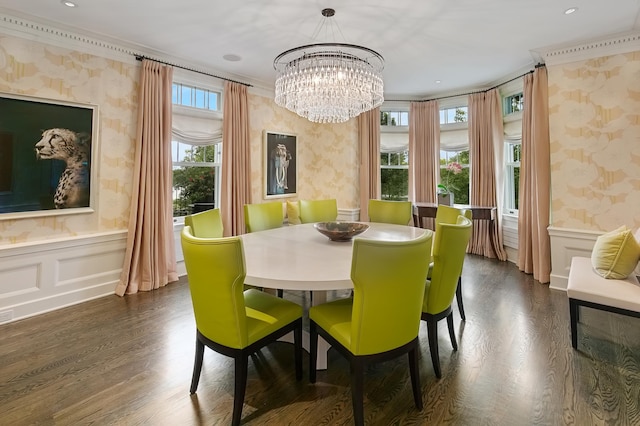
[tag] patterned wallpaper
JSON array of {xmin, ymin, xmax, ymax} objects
[
  {"xmin": 248, "ymin": 93, "xmax": 360, "ymax": 209},
  {"xmin": 548, "ymin": 52, "xmax": 640, "ymax": 231},
  {"xmin": 3, "ymin": 33, "xmax": 638, "ymax": 244},
  {"xmin": 0, "ymin": 35, "xmax": 138, "ymax": 244},
  {"xmin": 0, "ymin": 34, "xmax": 361, "ymax": 246}
]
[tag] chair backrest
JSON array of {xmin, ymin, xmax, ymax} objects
[
  {"xmin": 298, "ymin": 199, "xmax": 338, "ymax": 223},
  {"xmin": 349, "ymin": 231, "xmax": 433, "ymax": 355},
  {"xmin": 434, "ymin": 205, "xmax": 472, "ymax": 226},
  {"xmin": 424, "ymin": 216, "xmax": 473, "ymax": 315},
  {"xmin": 244, "ymin": 202, "xmax": 284, "ymax": 233},
  {"xmin": 181, "ymin": 226, "xmax": 249, "ymax": 349},
  {"xmin": 367, "ymin": 199, "xmax": 412, "ymax": 225},
  {"xmin": 432, "ymin": 205, "xmax": 472, "ymax": 255},
  {"xmin": 184, "ymin": 208, "xmax": 224, "ymax": 238}
]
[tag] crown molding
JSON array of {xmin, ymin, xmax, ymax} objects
[
  {"xmin": 0, "ymin": 12, "xmax": 138, "ymax": 65},
  {"xmin": 533, "ymin": 31, "xmax": 640, "ymax": 66},
  {"xmin": 0, "ymin": 11, "xmax": 275, "ymax": 96}
]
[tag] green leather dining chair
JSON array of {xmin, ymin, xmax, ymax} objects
[
  {"xmin": 184, "ymin": 208, "xmax": 224, "ymax": 238},
  {"xmin": 181, "ymin": 226, "xmax": 303, "ymax": 426},
  {"xmin": 298, "ymin": 199, "xmax": 338, "ymax": 223},
  {"xmin": 432, "ymin": 205, "xmax": 473, "ymax": 321},
  {"xmin": 244, "ymin": 201, "xmax": 286, "ymax": 297},
  {"xmin": 309, "ymin": 231, "xmax": 433, "ymax": 426},
  {"xmin": 367, "ymin": 199, "xmax": 412, "ymax": 225},
  {"xmin": 244, "ymin": 202, "xmax": 284, "ymax": 233},
  {"xmin": 422, "ymin": 215, "xmax": 473, "ymax": 379}
]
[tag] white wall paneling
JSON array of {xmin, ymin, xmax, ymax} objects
[
  {"xmin": 0, "ymin": 231, "xmax": 127, "ymax": 324},
  {"xmin": 548, "ymin": 226, "xmax": 600, "ymax": 291}
]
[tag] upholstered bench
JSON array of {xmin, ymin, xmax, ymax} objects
[{"xmin": 567, "ymin": 256, "xmax": 640, "ymax": 349}]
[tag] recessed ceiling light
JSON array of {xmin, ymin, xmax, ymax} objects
[
  {"xmin": 61, "ymin": 1, "xmax": 77, "ymax": 7},
  {"xmin": 223, "ymin": 54, "xmax": 242, "ymax": 62},
  {"xmin": 564, "ymin": 7, "xmax": 578, "ymax": 15},
  {"xmin": 435, "ymin": 80, "xmax": 441, "ymax": 84}
]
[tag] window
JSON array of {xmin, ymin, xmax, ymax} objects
[
  {"xmin": 440, "ymin": 106, "xmax": 468, "ymax": 124},
  {"xmin": 171, "ymin": 82, "xmax": 222, "ymax": 218},
  {"xmin": 172, "ymin": 83, "xmax": 220, "ymax": 111},
  {"xmin": 380, "ymin": 151, "xmax": 409, "ymax": 200},
  {"xmin": 439, "ymin": 99, "xmax": 470, "ymax": 202},
  {"xmin": 504, "ymin": 142, "xmax": 520, "ymax": 214},
  {"xmin": 380, "ymin": 109, "xmax": 409, "ymax": 200},
  {"xmin": 440, "ymin": 150, "xmax": 470, "ymax": 204},
  {"xmin": 172, "ymin": 142, "xmax": 221, "ymax": 217},
  {"xmin": 380, "ymin": 110, "xmax": 409, "ymax": 126},
  {"xmin": 504, "ymin": 92, "xmax": 523, "ymax": 115}
]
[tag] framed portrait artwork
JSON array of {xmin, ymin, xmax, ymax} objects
[
  {"xmin": 263, "ymin": 130, "xmax": 297, "ymax": 199},
  {"xmin": 0, "ymin": 93, "xmax": 99, "ymax": 219}
]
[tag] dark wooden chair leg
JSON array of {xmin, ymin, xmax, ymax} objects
[
  {"xmin": 309, "ymin": 321, "xmax": 318, "ymax": 383},
  {"xmin": 190, "ymin": 339, "xmax": 205, "ymax": 394},
  {"xmin": 294, "ymin": 320, "xmax": 303, "ymax": 381},
  {"xmin": 351, "ymin": 360, "xmax": 365, "ymax": 426},
  {"xmin": 569, "ymin": 299, "xmax": 579, "ymax": 349},
  {"xmin": 408, "ymin": 347, "xmax": 423, "ymax": 410},
  {"xmin": 232, "ymin": 356, "xmax": 249, "ymax": 426},
  {"xmin": 446, "ymin": 312, "xmax": 458, "ymax": 351},
  {"xmin": 456, "ymin": 276, "xmax": 466, "ymax": 321},
  {"xmin": 426, "ymin": 318, "xmax": 441, "ymax": 379}
]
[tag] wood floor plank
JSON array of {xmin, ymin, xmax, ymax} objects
[{"xmin": 1, "ymin": 255, "xmax": 639, "ymax": 425}]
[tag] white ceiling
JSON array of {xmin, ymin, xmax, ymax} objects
[{"xmin": 1, "ymin": 0, "xmax": 639, "ymax": 99}]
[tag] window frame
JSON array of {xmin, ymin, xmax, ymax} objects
[
  {"xmin": 171, "ymin": 73, "xmax": 223, "ymax": 221},
  {"xmin": 503, "ymin": 140, "xmax": 520, "ymax": 216}
]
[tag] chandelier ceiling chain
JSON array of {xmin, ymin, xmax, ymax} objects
[{"xmin": 273, "ymin": 8, "xmax": 385, "ymax": 124}]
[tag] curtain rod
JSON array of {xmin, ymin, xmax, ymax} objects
[
  {"xmin": 135, "ymin": 55, "xmax": 253, "ymax": 87},
  {"xmin": 391, "ymin": 64, "xmax": 544, "ymax": 103}
]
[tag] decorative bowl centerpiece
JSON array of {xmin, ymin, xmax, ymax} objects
[{"xmin": 314, "ymin": 221, "xmax": 369, "ymax": 242}]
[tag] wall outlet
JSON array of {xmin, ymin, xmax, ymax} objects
[{"xmin": 0, "ymin": 310, "xmax": 13, "ymax": 324}]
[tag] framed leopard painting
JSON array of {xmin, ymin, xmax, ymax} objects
[{"xmin": 0, "ymin": 93, "xmax": 98, "ymax": 218}]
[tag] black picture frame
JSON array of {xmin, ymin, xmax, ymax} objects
[
  {"xmin": 0, "ymin": 93, "xmax": 98, "ymax": 219},
  {"xmin": 263, "ymin": 130, "xmax": 297, "ymax": 199}
]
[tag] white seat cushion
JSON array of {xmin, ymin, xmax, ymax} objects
[{"xmin": 567, "ymin": 257, "xmax": 640, "ymax": 313}]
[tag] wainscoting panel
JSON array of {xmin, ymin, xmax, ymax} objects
[
  {"xmin": 0, "ymin": 231, "xmax": 127, "ymax": 324},
  {"xmin": 548, "ymin": 226, "xmax": 600, "ymax": 291}
]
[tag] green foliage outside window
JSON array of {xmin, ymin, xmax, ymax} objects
[
  {"xmin": 381, "ymin": 169, "xmax": 408, "ymax": 200},
  {"xmin": 173, "ymin": 145, "xmax": 216, "ymax": 216},
  {"xmin": 381, "ymin": 151, "xmax": 408, "ymax": 200},
  {"xmin": 454, "ymin": 108, "xmax": 467, "ymax": 122},
  {"xmin": 440, "ymin": 151, "xmax": 469, "ymax": 204},
  {"xmin": 380, "ymin": 111, "xmax": 397, "ymax": 126}
]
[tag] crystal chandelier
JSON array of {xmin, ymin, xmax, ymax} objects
[{"xmin": 273, "ymin": 8, "xmax": 384, "ymax": 124}]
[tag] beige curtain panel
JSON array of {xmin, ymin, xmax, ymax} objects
[
  {"xmin": 518, "ymin": 67, "xmax": 551, "ymax": 284},
  {"xmin": 468, "ymin": 89, "xmax": 507, "ymax": 261},
  {"xmin": 409, "ymin": 100, "xmax": 439, "ymax": 204},
  {"xmin": 359, "ymin": 107, "xmax": 381, "ymax": 221},
  {"xmin": 220, "ymin": 81, "xmax": 251, "ymax": 236},
  {"xmin": 117, "ymin": 59, "xmax": 178, "ymax": 296}
]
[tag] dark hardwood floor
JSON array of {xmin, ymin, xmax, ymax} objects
[{"xmin": 2, "ymin": 255, "xmax": 639, "ymax": 425}]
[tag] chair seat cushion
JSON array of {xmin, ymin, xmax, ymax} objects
[
  {"xmin": 244, "ymin": 289, "xmax": 303, "ymax": 344},
  {"xmin": 568, "ymin": 257, "xmax": 640, "ymax": 312},
  {"xmin": 309, "ymin": 297, "xmax": 353, "ymax": 350}
]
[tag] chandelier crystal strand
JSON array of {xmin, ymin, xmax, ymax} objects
[{"xmin": 274, "ymin": 12, "xmax": 384, "ymax": 124}]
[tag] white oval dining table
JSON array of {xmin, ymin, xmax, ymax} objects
[{"xmin": 240, "ymin": 222, "xmax": 431, "ymax": 369}]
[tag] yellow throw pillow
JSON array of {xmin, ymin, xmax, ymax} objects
[
  {"xmin": 591, "ymin": 226, "xmax": 640, "ymax": 279},
  {"xmin": 286, "ymin": 200, "xmax": 301, "ymax": 225}
]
